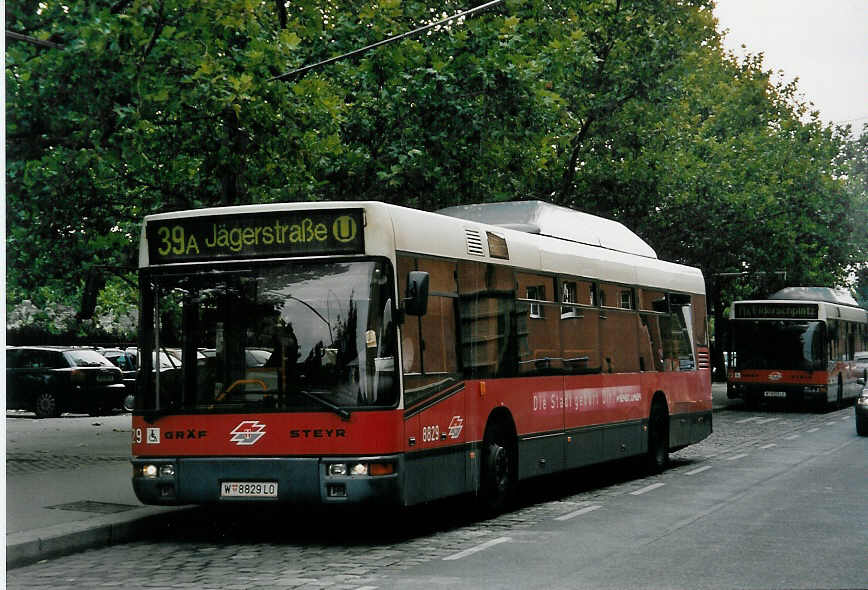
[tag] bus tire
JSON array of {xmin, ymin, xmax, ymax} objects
[
  {"xmin": 480, "ymin": 420, "xmax": 516, "ymax": 514},
  {"xmin": 645, "ymin": 397, "xmax": 669, "ymax": 473},
  {"xmin": 34, "ymin": 392, "xmax": 59, "ymax": 419}
]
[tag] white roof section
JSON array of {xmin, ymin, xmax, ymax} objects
[
  {"xmin": 437, "ymin": 201, "xmax": 658, "ymax": 259},
  {"xmin": 141, "ymin": 200, "xmax": 704, "ymax": 295},
  {"xmin": 769, "ymin": 286, "xmax": 860, "ymax": 307}
]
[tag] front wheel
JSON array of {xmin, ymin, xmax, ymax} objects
[
  {"xmin": 480, "ymin": 423, "xmax": 516, "ymax": 514},
  {"xmin": 857, "ymin": 415, "xmax": 867, "ymax": 437},
  {"xmin": 122, "ymin": 392, "xmax": 135, "ymax": 412},
  {"xmin": 646, "ymin": 400, "xmax": 669, "ymax": 473},
  {"xmin": 34, "ymin": 392, "xmax": 59, "ymax": 418}
]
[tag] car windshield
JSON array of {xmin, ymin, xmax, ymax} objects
[
  {"xmin": 139, "ymin": 259, "xmax": 397, "ymax": 414},
  {"xmin": 730, "ymin": 320, "xmax": 826, "ymax": 370},
  {"xmin": 64, "ymin": 350, "xmax": 115, "ymax": 368}
]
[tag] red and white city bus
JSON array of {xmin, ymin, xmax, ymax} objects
[
  {"xmin": 727, "ymin": 287, "xmax": 868, "ymax": 410},
  {"xmin": 131, "ymin": 200, "xmax": 712, "ymax": 509}
]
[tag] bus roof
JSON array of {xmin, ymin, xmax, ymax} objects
[
  {"xmin": 769, "ymin": 286, "xmax": 860, "ymax": 307},
  {"xmin": 140, "ymin": 201, "xmax": 705, "ymax": 295},
  {"xmin": 437, "ymin": 201, "xmax": 658, "ymax": 258}
]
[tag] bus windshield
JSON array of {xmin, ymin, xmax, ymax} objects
[
  {"xmin": 139, "ymin": 259, "xmax": 397, "ymax": 414},
  {"xmin": 730, "ymin": 320, "xmax": 826, "ymax": 371}
]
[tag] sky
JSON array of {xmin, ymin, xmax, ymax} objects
[{"xmin": 713, "ymin": 0, "xmax": 868, "ymax": 129}]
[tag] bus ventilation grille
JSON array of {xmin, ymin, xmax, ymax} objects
[
  {"xmin": 465, "ymin": 228, "xmax": 484, "ymax": 256},
  {"xmin": 696, "ymin": 347, "xmax": 710, "ymax": 370}
]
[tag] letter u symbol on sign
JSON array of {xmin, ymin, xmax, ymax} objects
[{"xmin": 333, "ymin": 216, "xmax": 357, "ymax": 243}]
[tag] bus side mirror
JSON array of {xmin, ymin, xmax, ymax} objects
[{"xmin": 404, "ymin": 271, "xmax": 430, "ymax": 316}]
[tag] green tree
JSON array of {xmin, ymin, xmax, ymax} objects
[{"xmin": 7, "ymin": 0, "xmax": 865, "ymax": 348}]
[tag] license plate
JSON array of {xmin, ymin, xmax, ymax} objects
[
  {"xmin": 96, "ymin": 374, "xmax": 114, "ymax": 383},
  {"xmin": 764, "ymin": 391, "xmax": 787, "ymax": 398},
  {"xmin": 220, "ymin": 481, "xmax": 278, "ymax": 498}
]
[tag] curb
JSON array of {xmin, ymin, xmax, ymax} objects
[{"xmin": 6, "ymin": 505, "xmax": 190, "ymax": 570}]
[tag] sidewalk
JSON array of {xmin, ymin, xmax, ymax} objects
[
  {"xmin": 6, "ymin": 383, "xmax": 735, "ymax": 569},
  {"xmin": 5, "ymin": 458, "xmax": 188, "ymax": 569}
]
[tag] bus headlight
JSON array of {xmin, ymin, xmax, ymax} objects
[
  {"xmin": 328, "ymin": 463, "xmax": 348, "ymax": 476},
  {"xmin": 327, "ymin": 461, "xmax": 395, "ymax": 477},
  {"xmin": 139, "ymin": 463, "xmax": 175, "ymax": 478}
]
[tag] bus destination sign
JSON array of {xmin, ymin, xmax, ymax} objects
[
  {"xmin": 146, "ymin": 209, "xmax": 364, "ymax": 263},
  {"xmin": 734, "ymin": 302, "xmax": 819, "ymax": 320}
]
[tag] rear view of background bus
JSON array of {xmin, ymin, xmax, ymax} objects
[
  {"xmin": 131, "ymin": 200, "xmax": 712, "ymax": 510},
  {"xmin": 727, "ymin": 287, "xmax": 868, "ymax": 410}
]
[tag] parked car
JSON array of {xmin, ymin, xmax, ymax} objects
[
  {"xmin": 125, "ymin": 347, "xmax": 202, "ymax": 369},
  {"xmin": 856, "ymin": 380, "xmax": 868, "ymax": 437},
  {"xmin": 199, "ymin": 348, "xmax": 272, "ymax": 367},
  {"xmin": 6, "ymin": 346, "xmax": 126, "ymax": 418},
  {"xmin": 97, "ymin": 348, "xmax": 137, "ymax": 412},
  {"xmin": 854, "ymin": 351, "xmax": 868, "ymax": 381}
]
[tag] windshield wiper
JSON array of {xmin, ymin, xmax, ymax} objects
[{"xmin": 295, "ymin": 389, "xmax": 351, "ymax": 421}]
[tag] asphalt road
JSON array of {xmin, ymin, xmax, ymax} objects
[{"xmin": 6, "ymin": 401, "xmax": 867, "ymax": 589}]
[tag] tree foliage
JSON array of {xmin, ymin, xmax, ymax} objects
[{"xmin": 6, "ymin": 0, "xmax": 867, "ymax": 340}]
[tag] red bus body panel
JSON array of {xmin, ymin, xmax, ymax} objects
[{"xmin": 133, "ymin": 411, "xmax": 404, "ymax": 457}]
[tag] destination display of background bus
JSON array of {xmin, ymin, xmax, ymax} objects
[
  {"xmin": 131, "ymin": 200, "xmax": 712, "ymax": 509},
  {"xmin": 727, "ymin": 287, "xmax": 868, "ymax": 410}
]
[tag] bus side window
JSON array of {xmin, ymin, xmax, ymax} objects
[
  {"xmin": 599, "ymin": 283, "xmax": 640, "ymax": 373},
  {"xmin": 514, "ymin": 272, "xmax": 558, "ymax": 375},
  {"xmin": 639, "ymin": 313, "xmax": 665, "ymax": 372},
  {"xmin": 662, "ymin": 293, "xmax": 696, "ymax": 371},
  {"xmin": 691, "ymin": 294, "xmax": 709, "ymax": 347},
  {"xmin": 460, "ymin": 262, "xmax": 519, "ymax": 378},
  {"xmin": 398, "ymin": 255, "xmax": 459, "ymax": 408},
  {"xmin": 559, "ymin": 278, "xmax": 600, "ymax": 374}
]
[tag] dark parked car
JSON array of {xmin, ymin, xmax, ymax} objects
[
  {"xmin": 97, "ymin": 348, "xmax": 137, "ymax": 412},
  {"xmin": 6, "ymin": 346, "xmax": 126, "ymax": 418}
]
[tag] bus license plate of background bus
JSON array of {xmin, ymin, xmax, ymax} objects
[
  {"xmin": 220, "ymin": 481, "xmax": 278, "ymax": 498},
  {"xmin": 763, "ymin": 391, "xmax": 787, "ymax": 398}
]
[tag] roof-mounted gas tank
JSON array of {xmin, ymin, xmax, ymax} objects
[{"xmin": 437, "ymin": 200, "xmax": 657, "ymax": 259}]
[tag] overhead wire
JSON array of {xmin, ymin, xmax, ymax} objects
[{"xmin": 270, "ymin": 0, "xmax": 505, "ymax": 82}]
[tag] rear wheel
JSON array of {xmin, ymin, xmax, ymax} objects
[
  {"xmin": 34, "ymin": 392, "xmax": 59, "ymax": 418},
  {"xmin": 480, "ymin": 421, "xmax": 516, "ymax": 514},
  {"xmin": 646, "ymin": 398, "xmax": 669, "ymax": 473}
]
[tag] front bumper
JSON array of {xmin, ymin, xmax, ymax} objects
[
  {"xmin": 132, "ymin": 455, "xmax": 403, "ymax": 506},
  {"xmin": 727, "ymin": 383, "xmax": 828, "ymax": 403}
]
